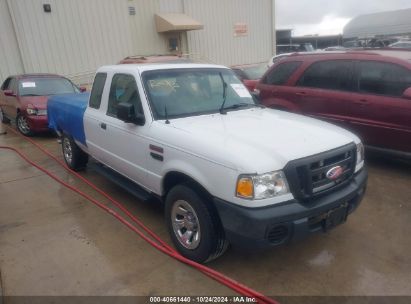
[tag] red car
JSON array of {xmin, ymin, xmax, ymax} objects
[
  {"xmin": 231, "ymin": 63, "xmax": 267, "ymax": 91},
  {"xmin": 256, "ymin": 50, "xmax": 411, "ymax": 157},
  {"xmin": 0, "ymin": 74, "xmax": 83, "ymax": 136}
]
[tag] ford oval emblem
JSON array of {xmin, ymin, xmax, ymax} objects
[{"xmin": 326, "ymin": 166, "xmax": 344, "ymax": 181}]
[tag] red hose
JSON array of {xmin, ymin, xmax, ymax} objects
[{"xmin": 1, "ymin": 125, "xmax": 279, "ymax": 304}]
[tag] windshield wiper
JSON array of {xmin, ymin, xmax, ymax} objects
[
  {"xmin": 218, "ymin": 72, "xmax": 228, "ymax": 115},
  {"xmin": 22, "ymin": 94, "xmax": 42, "ymax": 97},
  {"xmin": 221, "ymin": 103, "xmax": 258, "ymax": 111}
]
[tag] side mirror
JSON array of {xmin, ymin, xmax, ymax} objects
[
  {"xmin": 403, "ymin": 87, "xmax": 411, "ymax": 99},
  {"xmin": 79, "ymin": 87, "xmax": 87, "ymax": 93},
  {"xmin": 4, "ymin": 89, "xmax": 16, "ymax": 97},
  {"xmin": 117, "ymin": 102, "xmax": 145, "ymax": 126}
]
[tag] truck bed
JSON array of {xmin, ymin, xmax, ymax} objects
[{"xmin": 48, "ymin": 93, "xmax": 90, "ymax": 145}]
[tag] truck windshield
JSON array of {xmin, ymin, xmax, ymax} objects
[
  {"xmin": 19, "ymin": 78, "xmax": 79, "ymax": 96},
  {"xmin": 142, "ymin": 68, "xmax": 255, "ymax": 120}
]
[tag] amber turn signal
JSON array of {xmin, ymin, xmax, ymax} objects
[{"xmin": 236, "ymin": 177, "xmax": 254, "ymax": 199}]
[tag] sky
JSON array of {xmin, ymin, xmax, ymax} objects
[{"xmin": 276, "ymin": 0, "xmax": 411, "ymax": 36}]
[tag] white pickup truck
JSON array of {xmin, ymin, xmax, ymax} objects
[{"xmin": 48, "ymin": 63, "xmax": 367, "ymax": 263}]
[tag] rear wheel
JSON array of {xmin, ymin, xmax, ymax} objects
[
  {"xmin": 62, "ymin": 135, "xmax": 88, "ymax": 171},
  {"xmin": 16, "ymin": 114, "xmax": 34, "ymax": 136},
  {"xmin": 165, "ymin": 184, "xmax": 228, "ymax": 263}
]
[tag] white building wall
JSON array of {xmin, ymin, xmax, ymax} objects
[
  {"xmin": 184, "ymin": 0, "xmax": 274, "ymax": 66},
  {"xmin": 0, "ymin": 0, "xmax": 275, "ymax": 84},
  {"xmin": 6, "ymin": 0, "xmax": 134, "ymax": 84},
  {"xmin": 0, "ymin": 0, "xmax": 24, "ymax": 84},
  {"xmin": 127, "ymin": 0, "xmax": 168, "ymax": 56},
  {"xmin": 159, "ymin": 0, "xmax": 183, "ymax": 13}
]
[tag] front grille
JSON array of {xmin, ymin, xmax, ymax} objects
[{"xmin": 284, "ymin": 143, "xmax": 357, "ymax": 201}]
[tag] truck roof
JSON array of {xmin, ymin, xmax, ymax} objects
[{"xmin": 97, "ymin": 63, "xmax": 228, "ymax": 74}]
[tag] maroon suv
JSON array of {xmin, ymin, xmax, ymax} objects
[
  {"xmin": 0, "ymin": 74, "xmax": 82, "ymax": 136},
  {"xmin": 256, "ymin": 50, "xmax": 411, "ymax": 157}
]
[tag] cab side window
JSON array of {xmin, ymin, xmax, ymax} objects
[
  {"xmin": 297, "ymin": 60, "xmax": 354, "ymax": 91},
  {"xmin": 107, "ymin": 74, "xmax": 144, "ymax": 118},
  {"xmin": 264, "ymin": 61, "xmax": 302, "ymax": 85},
  {"xmin": 89, "ymin": 73, "xmax": 107, "ymax": 109},
  {"xmin": 358, "ymin": 61, "xmax": 411, "ymax": 97}
]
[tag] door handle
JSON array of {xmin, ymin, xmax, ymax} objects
[
  {"xmin": 296, "ymin": 91, "xmax": 307, "ymax": 96},
  {"xmin": 100, "ymin": 123, "xmax": 107, "ymax": 130}
]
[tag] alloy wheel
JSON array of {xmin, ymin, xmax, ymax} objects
[
  {"xmin": 171, "ymin": 200, "xmax": 201, "ymax": 250},
  {"xmin": 17, "ymin": 115, "xmax": 31, "ymax": 135},
  {"xmin": 63, "ymin": 137, "xmax": 73, "ymax": 165}
]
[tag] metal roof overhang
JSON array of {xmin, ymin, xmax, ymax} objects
[{"xmin": 155, "ymin": 13, "xmax": 203, "ymax": 33}]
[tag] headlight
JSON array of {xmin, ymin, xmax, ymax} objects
[
  {"xmin": 26, "ymin": 108, "xmax": 38, "ymax": 115},
  {"xmin": 236, "ymin": 171, "xmax": 289, "ymax": 200},
  {"xmin": 26, "ymin": 104, "xmax": 38, "ymax": 116},
  {"xmin": 356, "ymin": 142, "xmax": 365, "ymax": 165}
]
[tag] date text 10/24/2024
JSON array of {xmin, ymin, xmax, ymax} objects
[{"xmin": 149, "ymin": 296, "xmax": 258, "ymax": 303}]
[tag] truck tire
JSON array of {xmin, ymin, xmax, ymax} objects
[
  {"xmin": 165, "ymin": 184, "xmax": 228, "ymax": 263},
  {"xmin": 62, "ymin": 135, "xmax": 88, "ymax": 171},
  {"xmin": 16, "ymin": 114, "xmax": 34, "ymax": 136}
]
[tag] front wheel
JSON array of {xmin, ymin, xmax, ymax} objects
[
  {"xmin": 62, "ymin": 135, "xmax": 88, "ymax": 171},
  {"xmin": 16, "ymin": 114, "xmax": 34, "ymax": 136},
  {"xmin": 165, "ymin": 184, "xmax": 228, "ymax": 263}
]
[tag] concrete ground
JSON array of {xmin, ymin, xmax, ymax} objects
[{"xmin": 0, "ymin": 124, "xmax": 411, "ymax": 298}]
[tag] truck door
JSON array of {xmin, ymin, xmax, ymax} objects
[
  {"xmin": 84, "ymin": 72, "xmax": 110, "ymax": 164},
  {"xmin": 93, "ymin": 73, "xmax": 150, "ymax": 188}
]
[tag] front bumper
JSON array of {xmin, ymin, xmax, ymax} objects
[
  {"xmin": 26, "ymin": 115, "xmax": 49, "ymax": 132},
  {"xmin": 213, "ymin": 168, "xmax": 368, "ymax": 249}
]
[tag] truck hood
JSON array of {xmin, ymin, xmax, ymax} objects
[{"xmin": 155, "ymin": 108, "xmax": 359, "ymax": 173}]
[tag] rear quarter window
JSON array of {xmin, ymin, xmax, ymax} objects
[
  {"xmin": 89, "ymin": 73, "xmax": 107, "ymax": 109},
  {"xmin": 263, "ymin": 61, "xmax": 302, "ymax": 85}
]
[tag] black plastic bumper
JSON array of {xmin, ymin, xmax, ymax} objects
[{"xmin": 213, "ymin": 168, "xmax": 368, "ymax": 249}]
